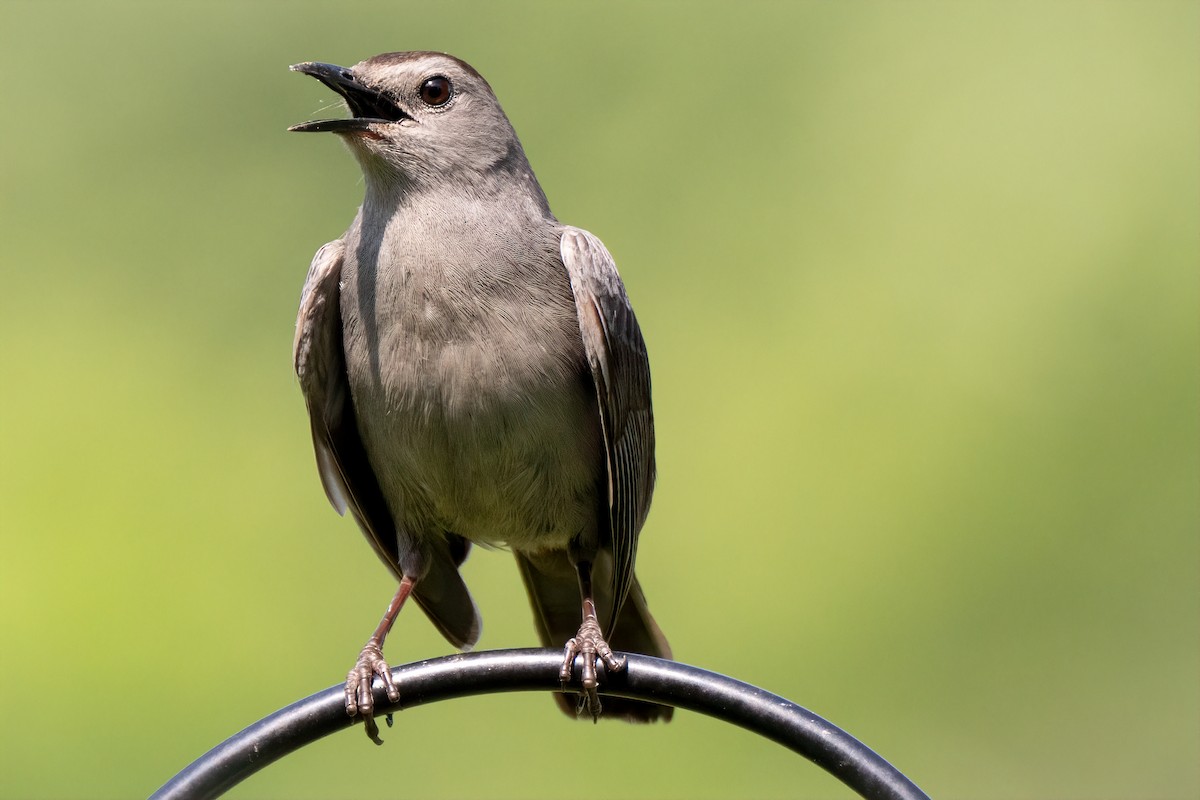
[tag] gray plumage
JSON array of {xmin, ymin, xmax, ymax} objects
[{"xmin": 290, "ymin": 51, "xmax": 669, "ymax": 727}]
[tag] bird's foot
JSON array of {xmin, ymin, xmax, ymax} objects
[
  {"xmin": 345, "ymin": 641, "xmax": 400, "ymax": 745},
  {"xmin": 559, "ymin": 609, "xmax": 626, "ymax": 721}
]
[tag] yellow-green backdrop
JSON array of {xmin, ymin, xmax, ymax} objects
[{"xmin": 1, "ymin": 1, "xmax": 1196, "ymax": 797}]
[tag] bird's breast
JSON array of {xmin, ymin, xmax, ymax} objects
[{"xmin": 340, "ymin": 239, "xmax": 603, "ymax": 551}]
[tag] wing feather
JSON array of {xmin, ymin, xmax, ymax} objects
[
  {"xmin": 560, "ymin": 227, "xmax": 655, "ymax": 633},
  {"xmin": 293, "ymin": 240, "xmax": 402, "ymax": 572}
]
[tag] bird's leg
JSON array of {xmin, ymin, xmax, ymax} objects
[
  {"xmin": 559, "ymin": 561, "xmax": 626, "ymax": 720},
  {"xmin": 346, "ymin": 575, "xmax": 413, "ymax": 744}
]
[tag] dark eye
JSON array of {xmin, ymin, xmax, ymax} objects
[{"xmin": 419, "ymin": 76, "xmax": 452, "ymax": 106}]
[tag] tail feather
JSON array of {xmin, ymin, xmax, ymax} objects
[{"xmin": 412, "ymin": 540, "xmax": 482, "ymax": 650}]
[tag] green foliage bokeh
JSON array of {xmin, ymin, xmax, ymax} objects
[{"xmin": 1, "ymin": 1, "xmax": 1196, "ymax": 797}]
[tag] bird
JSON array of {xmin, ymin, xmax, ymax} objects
[{"xmin": 288, "ymin": 51, "xmax": 671, "ymax": 742}]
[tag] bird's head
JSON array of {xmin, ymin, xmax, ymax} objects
[{"xmin": 290, "ymin": 51, "xmax": 528, "ymax": 189}]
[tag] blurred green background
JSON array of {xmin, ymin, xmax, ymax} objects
[{"xmin": 1, "ymin": 1, "xmax": 1196, "ymax": 797}]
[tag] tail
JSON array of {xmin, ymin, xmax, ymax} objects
[
  {"xmin": 412, "ymin": 533, "xmax": 482, "ymax": 650},
  {"xmin": 516, "ymin": 551, "xmax": 673, "ymax": 722}
]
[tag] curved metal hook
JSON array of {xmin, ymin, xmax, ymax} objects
[{"xmin": 149, "ymin": 649, "xmax": 930, "ymax": 800}]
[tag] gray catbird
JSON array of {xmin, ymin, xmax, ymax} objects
[{"xmin": 289, "ymin": 51, "xmax": 670, "ymax": 741}]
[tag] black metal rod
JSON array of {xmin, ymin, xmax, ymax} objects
[{"xmin": 149, "ymin": 649, "xmax": 930, "ymax": 800}]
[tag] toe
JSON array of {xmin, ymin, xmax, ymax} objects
[
  {"xmin": 374, "ymin": 660, "xmax": 400, "ymax": 703},
  {"xmin": 356, "ymin": 672, "xmax": 375, "ymax": 717},
  {"xmin": 345, "ymin": 667, "xmax": 364, "ymax": 716},
  {"xmin": 560, "ymin": 638, "xmax": 580, "ymax": 684}
]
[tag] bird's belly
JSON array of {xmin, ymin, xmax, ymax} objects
[{"xmin": 349, "ymin": 322, "xmax": 602, "ymax": 552}]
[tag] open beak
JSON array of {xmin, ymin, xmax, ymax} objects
[{"xmin": 288, "ymin": 62, "xmax": 411, "ymax": 133}]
